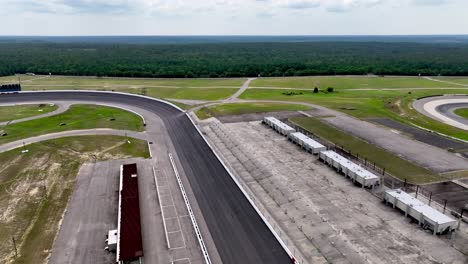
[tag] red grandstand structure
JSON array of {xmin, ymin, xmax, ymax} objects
[{"xmin": 117, "ymin": 163, "xmax": 144, "ymax": 263}]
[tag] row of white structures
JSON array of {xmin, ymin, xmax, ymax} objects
[
  {"xmin": 288, "ymin": 132, "xmax": 327, "ymax": 154},
  {"xmin": 319, "ymin": 150, "xmax": 380, "ymax": 188},
  {"xmin": 385, "ymin": 189, "xmax": 457, "ymax": 235},
  {"xmin": 262, "ymin": 116, "xmax": 456, "ymax": 235},
  {"xmin": 263, "ymin": 117, "xmax": 296, "ymax": 136},
  {"xmin": 263, "ymin": 117, "xmax": 380, "ymax": 188}
]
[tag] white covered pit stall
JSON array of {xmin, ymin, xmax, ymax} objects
[
  {"xmin": 384, "ymin": 189, "xmax": 457, "ymax": 235},
  {"xmin": 319, "ymin": 150, "xmax": 380, "ymax": 188},
  {"xmin": 288, "ymin": 132, "xmax": 326, "ymax": 154},
  {"xmin": 263, "ymin": 117, "xmax": 296, "ymax": 136}
]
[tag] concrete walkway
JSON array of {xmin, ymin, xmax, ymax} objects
[
  {"xmin": 0, "ymin": 102, "xmax": 69, "ymax": 126},
  {"xmin": 226, "ymin": 78, "xmax": 257, "ymax": 101},
  {"xmin": 0, "ymin": 129, "xmax": 148, "ymax": 153},
  {"xmin": 424, "ymin": 77, "xmax": 468, "ymax": 88}
]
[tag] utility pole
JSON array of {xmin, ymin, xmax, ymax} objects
[
  {"xmin": 12, "ymin": 237, "xmax": 17, "ymax": 258},
  {"xmin": 22, "ymin": 142, "xmax": 28, "ymax": 153}
]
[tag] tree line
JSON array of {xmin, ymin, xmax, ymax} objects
[{"xmin": 1, "ymin": 42, "xmax": 468, "ymax": 78}]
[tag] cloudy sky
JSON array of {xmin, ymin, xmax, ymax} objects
[{"xmin": 0, "ymin": 0, "xmax": 466, "ymax": 35}]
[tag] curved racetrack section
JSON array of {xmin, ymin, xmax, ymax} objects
[
  {"xmin": 413, "ymin": 95, "xmax": 468, "ymax": 131},
  {"xmin": 0, "ymin": 91, "xmax": 290, "ymax": 264}
]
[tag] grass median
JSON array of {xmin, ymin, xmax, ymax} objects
[
  {"xmin": 0, "ymin": 135, "xmax": 149, "ymax": 264},
  {"xmin": 196, "ymin": 102, "xmax": 311, "ymax": 120},
  {"xmin": 454, "ymin": 108, "xmax": 468, "ymax": 119},
  {"xmin": 290, "ymin": 116, "xmax": 441, "ymax": 184},
  {"xmin": 0, "ymin": 104, "xmax": 145, "ymax": 145},
  {"xmin": 0, "ymin": 104, "xmax": 58, "ymax": 123}
]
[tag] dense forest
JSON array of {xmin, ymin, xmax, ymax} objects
[{"xmin": 1, "ymin": 41, "xmax": 468, "ymax": 78}]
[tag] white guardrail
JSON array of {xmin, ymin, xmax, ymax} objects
[
  {"xmin": 186, "ymin": 113, "xmax": 300, "ymax": 264},
  {"xmin": 169, "ymin": 153, "xmax": 212, "ymax": 264},
  {"xmin": 152, "ymin": 167, "xmax": 171, "ymax": 249}
]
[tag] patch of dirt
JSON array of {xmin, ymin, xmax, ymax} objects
[
  {"xmin": 29, "ymin": 187, "xmax": 39, "ymax": 196},
  {"xmin": 386, "ymin": 99, "xmax": 407, "ymax": 116},
  {"xmin": 99, "ymin": 140, "xmax": 126, "ymax": 154}
]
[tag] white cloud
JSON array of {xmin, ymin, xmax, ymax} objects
[
  {"xmin": 0, "ymin": 0, "xmax": 464, "ymax": 35},
  {"xmin": 0, "ymin": 0, "xmax": 455, "ymax": 16}
]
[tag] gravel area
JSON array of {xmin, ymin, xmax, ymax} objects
[{"xmin": 204, "ymin": 120, "xmax": 468, "ymax": 264}]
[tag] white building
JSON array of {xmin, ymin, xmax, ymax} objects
[
  {"xmin": 319, "ymin": 150, "xmax": 380, "ymax": 188},
  {"xmin": 263, "ymin": 117, "xmax": 296, "ymax": 136},
  {"xmin": 288, "ymin": 132, "xmax": 326, "ymax": 154},
  {"xmin": 384, "ymin": 189, "xmax": 457, "ymax": 235}
]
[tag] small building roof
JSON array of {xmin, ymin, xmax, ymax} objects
[
  {"xmin": 117, "ymin": 163, "xmax": 144, "ymax": 262},
  {"xmin": 265, "ymin": 117, "xmax": 295, "ymax": 132},
  {"xmin": 320, "ymin": 150, "xmax": 379, "ymax": 180},
  {"xmin": 290, "ymin": 132, "xmax": 325, "ymax": 149},
  {"xmin": 386, "ymin": 189, "xmax": 456, "ymax": 225},
  {"xmin": 108, "ymin": 229, "xmax": 118, "ymax": 245}
]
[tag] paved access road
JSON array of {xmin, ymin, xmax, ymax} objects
[
  {"xmin": 413, "ymin": 95, "xmax": 468, "ymax": 131},
  {"xmin": 0, "ymin": 129, "xmax": 147, "ymax": 153},
  {"xmin": 0, "ymin": 91, "xmax": 291, "ymax": 264},
  {"xmin": 0, "ymin": 102, "xmax": 69, "ymax": 126}
]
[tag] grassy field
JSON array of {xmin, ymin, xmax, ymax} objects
[
  {"xmin": 0, "ymin": 75, "xmax": 38, "ymax": 84},
  {"xmin": 290, "ymin": 117, "xmax": 440, "ymax": 184},
  {"xmin": 20, "ymin": 75, "xmax": 246, "ymax": 87},
  {"xmin": 251, "ymin": 76, "xmax": 463, "ymax": 89},
  {"xmin": 434, "ymin": 77, "xmax": 468, "ymax": 85},
  {"xmin": 16, "ymin": 75, "xmax": 245, "ymax": 101},
  {"xmin": 165, "ymin": 100, "xmax": 193, "ymax": 110},
  {"xmin": 0, "ymin": 104, "xmax": 145, "ymax": 145},
  {"xmin": 24, "ymin": 85, "xmax": 238, "ymax": 101},
  {"xmin": 0, "ymin": 104, "xmax": 58, "ymax": 123},
  {"xmin": 196, "ymin": 102, "xmax": 311, "ymax": 120},
  {"xmin": 137, "ymin": 87, "xmax": 237, "ymax": 100},
  {"xmin": 240, "ymin": 88, "xmax": 468, "ymax": 140},
  {"xmin": 0, "ymin": 135, "xmax": 149, "ymax": 264},
  {"xmin": 454, "ymin": 108, "xmax": 468, "ymax": 119}
]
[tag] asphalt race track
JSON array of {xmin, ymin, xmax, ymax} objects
[
  {"xmin": 0, "ymin": 91, "xmax": 291, "ymax": 264},
  {"xmin": 413, "ymin": 95, "xmax": 468, "ymax": 131}
]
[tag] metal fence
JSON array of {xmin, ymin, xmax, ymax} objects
[
  {"xmin": 287, "ymin": 121, "xmax": 407, "ymax": 188},
  {"xmin": 287, "ymin": 119, "xmax": 468, "ymax": 220}
]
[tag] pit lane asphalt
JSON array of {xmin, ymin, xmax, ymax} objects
[{"xmin": 0, "ymin": 91, "xmax": 290, "ymax": 264}]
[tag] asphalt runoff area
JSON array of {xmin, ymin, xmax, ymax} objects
[{"xmin": 370, "ymin": 118, "xmax": 468, "ymax": 157}]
